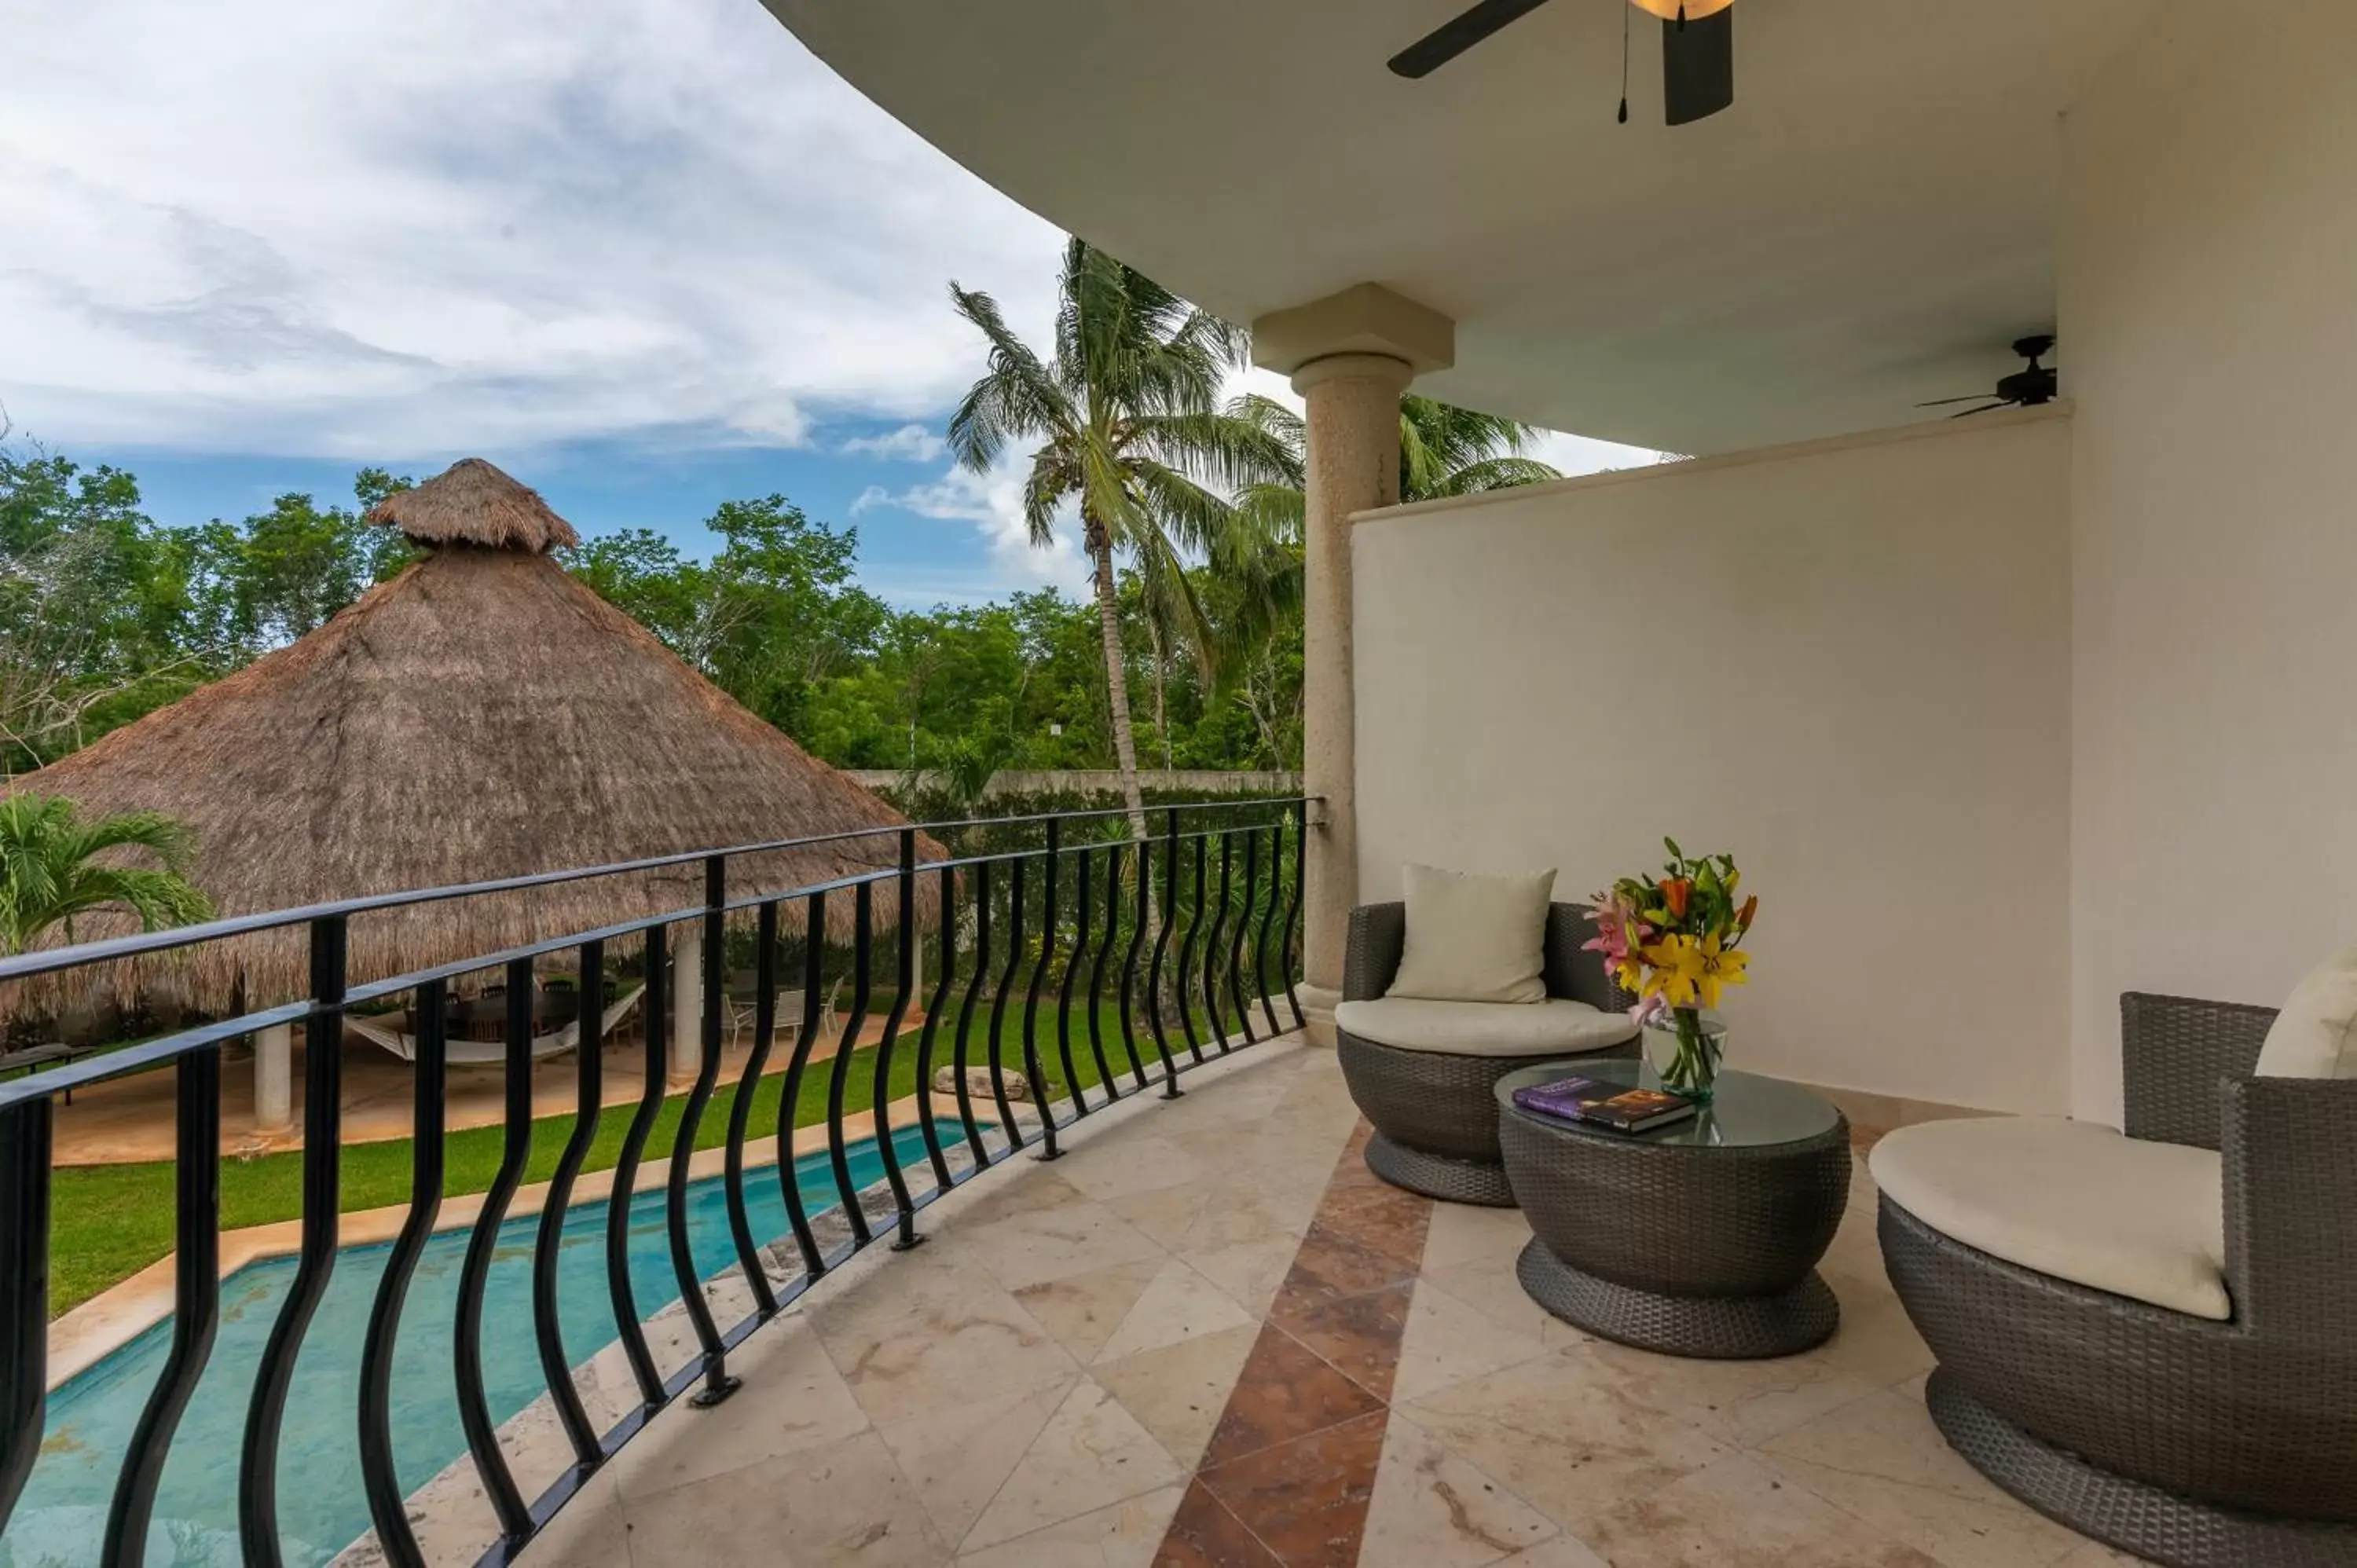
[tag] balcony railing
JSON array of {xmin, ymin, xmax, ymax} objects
[{"xmin": 0, "ymin": 795, "xmax": 1310, "ymax": 1568}]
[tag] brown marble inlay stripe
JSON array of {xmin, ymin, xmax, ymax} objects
[{"xmin": 1156, "ymin": 1122, "xmax": 1433, "ymax": 1566}]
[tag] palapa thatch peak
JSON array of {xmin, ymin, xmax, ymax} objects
[
  {"xmin": 366, "ymin": 457, "xmax": 581, "ymax": 552},
  {"xmin": 14, "ymin": 523, "xmax": 937, "ymax": 1009}
]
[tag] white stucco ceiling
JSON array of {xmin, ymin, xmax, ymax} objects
[{"xmin": 761, "ymin": 0, "xmax": 2156, "ymax": 454}]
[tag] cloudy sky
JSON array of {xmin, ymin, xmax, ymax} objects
[{"xmin": 2, "ymin": 0, "xmax": 1654, "ymax": 603}]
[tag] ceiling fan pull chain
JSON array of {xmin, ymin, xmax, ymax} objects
[{"xmin": 1618, "ymin": 0, "xmax": 1631, "ymax": 122}]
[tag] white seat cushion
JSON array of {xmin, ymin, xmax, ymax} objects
[
  {"xmin": 1870, "ymin": 1116, "xmax": 2228, "ymax": 1321},
  {"xmin": 1336, "ymin": 996, "xmax": 1638, "ymax": 1059},
  {"xmin": 1387, "ymin": 863, "xmax": 1556, "ymax": 1004},
  {"xmin": 2257, "ymin": 943, "xmax": 2357, "ymax": 1078}
]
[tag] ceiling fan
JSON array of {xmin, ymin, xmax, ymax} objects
[
  {"xmin": 1388, "ymin": 0, "xmax": 1736, "ymax": 126},
  {"xmin": 1917, "ymin": 335, "xmax": 2059, "ymax": 419}
]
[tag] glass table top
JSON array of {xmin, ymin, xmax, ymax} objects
[{"xmin": 1494, "ymin": 1058, "xmax": 1843, "ymax": 1150}]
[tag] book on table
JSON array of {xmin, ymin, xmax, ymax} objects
[{"xmin": 1512, "ymin": 1075, "xmax": 1699, "ymax": 1134}]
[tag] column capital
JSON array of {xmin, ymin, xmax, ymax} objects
[
  {"xmin": 1251, "ymin": 283, "xmax": 1455, "ymax": 380},
  {"xmin": 1289, "ymin": 354, "xmax": 1417, "ymax": 397}
]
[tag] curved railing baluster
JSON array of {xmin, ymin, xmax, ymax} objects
[
  {"xmin": 823, "ymin": 885, "xmax": 877, "ymax": 1245},
  {"xmin": 1025, "ymin": 822, "xmax": 1064, "ymax": 1157},
  {"xmin": 870, "ymin": 830, "xmax": 925, "ymax": 1247},
  {"xmin": 773, "ymin": 893, "xmax": 828, "ymax": 1278},
  {"xmin": 102, "ymin": 1046, "xmax": 219, "ymax": 1568},
  {"xmin": 665, "ymin": 863, "xmax": 742, "ymax": 1405},
  {"xmin": 951, "ymin": 863, "xmax": 992, "ymax": 1163},
  {"xmin": 1117, "ymin": 840, "xmax": 1153, "ymax": 1093},
  {"xmin": 1088, "ymin": 844, "xmax": 1130, "ymax": 1097},
  {"xmin": 0, "ymin": 1096, "xmax": 50, "ymax": 1537},
  {"xmin": 1174, "ymin": 825, "xmax": 1207, "ymax": 1056},
  {"xmin": 1063, "ymin": 840, "xmax": 1102, "ymax": 1112},
  {"xmin": 238, "ymin": 914, "xmax": 347, "ymax": 1568},
  {"xmin": 1229, "ymin": 828, "xmax": 1259, "ymax": 1046},
  {"xmin": 606, "ymin": 926, "xmax": 669, "ymax": 1408},
  {"xmin": 1146, "ymin": 816, "xmax": 1182, "ymax": 1094},
  {"xmin": 1285, "ymin": 799, "xmax": 1308, "ymax": 1026},
  {"xmin": 456, "ymin": 960, "xmax": 538, "ymax": 1541},
  {"xmin": 912, "ymin": 864, "xmax": 959, "ymax": 1189},
  {"xmin": 721, "ymin": 911, "xmax": 783, "ymax": 1317},
  {"xmin": 1203, "ymin": 832, "xmax": 1234, "ymax": 1053},
  {"xmin": 355, "ymin": 983, "xmax": 445, "ymax": 1567},
  {"xmin": 1256, "ymin": 820, "xmax": 1284, "ymax": 1036},
  {"xmin": 533, "ymin": 947, "xmax": 607, "ymax": 1468},
  {"xmin": 985, "ymin": 857, "xmax": 1028, "ymax": 1149}
]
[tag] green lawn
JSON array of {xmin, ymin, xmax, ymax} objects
[{"xmin": 47, "ymin": 1001, "xmax": 1254, "ymax": 1318}]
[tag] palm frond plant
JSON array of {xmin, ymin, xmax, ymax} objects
[
  {"xmin": 0, "ymin": 792, "xmax": 213, "ymax": 954},
  {"xmin": 949, "ymin": 240, "xmax": 1303, "ymax": 837}
]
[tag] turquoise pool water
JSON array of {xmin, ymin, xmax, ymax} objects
[{"xmin": 0, "ymin": 1123, "xmax": 962, "ymax": 1568}]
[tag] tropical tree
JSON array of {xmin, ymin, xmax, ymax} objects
[
  {"xmin": 947, "ymin": 240, "xmax": 1301, "ymax": 835},
  {"xmin": 0, "ymin": 793, "xmax": 213, "ymax": 954}
]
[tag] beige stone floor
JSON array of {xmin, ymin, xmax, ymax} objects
[{"xmin": 476, "ymin": 1042, "xmax": 2146, "ymax": 1568}]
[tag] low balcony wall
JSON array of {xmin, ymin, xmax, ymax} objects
[{"xmin": 1351, "ymin": 408, "xmax": 2073, "ymax": 1115}]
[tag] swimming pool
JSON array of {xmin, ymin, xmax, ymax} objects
[{"xmin": 0, "ymin": 1123, "xmax": 962, "ymax": 1568}]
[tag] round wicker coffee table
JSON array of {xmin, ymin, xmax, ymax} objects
[{"xmin": 1495, "ymin": 1061, "xmax": 1851, "ymax": 1358}]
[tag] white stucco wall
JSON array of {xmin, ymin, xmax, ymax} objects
[
  {"xmin": 1353, "ymin": 409, "xmax": 2074, "ymax": 1113},
  {"xmin": 2060, "ymin": 1, "xmax": 2357, "ymax": 1121}
]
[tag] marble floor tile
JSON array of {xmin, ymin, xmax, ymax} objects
[
  {"xmin": 1157, "ymin": 1477, "xmax": 1286, "ymax": 1568},
  {"xmin": 1015, "ymin": 1256, "xmax": 1169, "ymax": 1362},
  {"xmin": 1420, "ymin": 1203, "xmax": 1534, "ymax": 1273},
  {"xmin": 963, "ymin": 1378, "xmax": 1186, "ymax": 1552},
  {"xmin": 1579, "ymin": 1451, "xmax": 1943, "ymax": 1568},
  {"xmin": 809, "ymin": 1254, "xmax": 1080, "ymax": 1428},
  {"xmin": 1758, "ymin": 1387, "xmax": 2090, "ymax": 1568},
  {"xmin": 620, "ymin": 1431, "xmax": 948, "ymax": 1568},
  {"xmin": 1357, "ymin": 1412, "xmax": 1558, "ymax": 1568},
  {"xmin": 1200, "ymin": 1325, "xmax": 1386, "ymax": 1470},
  {"xmin": 874, "ymin": 1378, "xmax": 1075, "ymax": 1546},
  {"xmin": 1095, "ymin": 1321, "xmax": 1263, "ymax": 1468},
  {"xmin": 1270, "ymin": 1280, "xmax": 1415, "ymax": 1401},
  {"xmin": 1399, "ymin": 1349, "xmax": 1731, "ymax": 1537},
  {"xmin": 1055, "ymin": 1134, "xmax": 1210, "ymax": 1203},
  {"xmin": 1490, "ymin": 1536, "xmax": 1614, "ymax": 1568},
  {"xmin": 1094, "ymin": 1257, "xmax": 1259, "ymax": 1364},
  {"xmin": 956, "ymin": 1484, "xmax": 1186, "ymax": 1568},
  {"xmin": 509, "ymin": 1471, "xmax": 629, "ymax": 1568},
  {"xmin": 1196, "ymin": 1409, "xmax": 1389, "ymax": 1568},
  {"xmin": 1582, "ymin": 1334, "xmax": 1881, "ymax": 1449},
  {"xmin": 604, "ymin": 1317, "xmax": 871, "ymax": 1501},
  {"xmin": 1391, "ymin": 1277, "xmax": 1549, "ymax": 1404},
  {"xmin": 962, "ymin": 1194, "xmax": 1171, "ymax": 1293}
]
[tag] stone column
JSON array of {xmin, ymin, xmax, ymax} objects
[
  {"xmin": 1291, "ymin": 354, "xmax": 1412, "ymax": 1045},
  {"xmin": 1251, "ymin": 284, "xmax": 1454, "ymax": 1048},
  {"xmin": 669, "ymin": 921, "xmax": 703, "ymax": 1090},
  {"xmin": 255, "ymin": 1021, "xmax": 293, "ymax": 1131}
]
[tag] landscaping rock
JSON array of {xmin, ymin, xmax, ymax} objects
[{"xmin": 931, "ymin": 1064, "xmax": 1030, "ymax": 1103}]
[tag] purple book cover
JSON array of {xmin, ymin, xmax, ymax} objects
[{"xmin": 1512, "ymin": 1076, "xmax": 1621, "ymax": 1123}]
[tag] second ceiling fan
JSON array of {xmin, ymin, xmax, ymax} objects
[{"xmin": 1389, "ymin": 0, "xmax": 1736, "ymax": 126}]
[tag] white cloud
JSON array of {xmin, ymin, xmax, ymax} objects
[
  {"xmin": 852, "ymin": 455, "xmax": 1089, "ymax": 595},
  {"xmin": 840, "ymin": 423, "xmax": 949, "ymax": 463},
  {"xmin": 0, "ymin": 0, "xmax": 1063, "ymax": 459}
]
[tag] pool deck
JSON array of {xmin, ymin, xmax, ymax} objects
[
  {"xmin": 45, "ymin": 1090, "xmax": 966, "ymax": 1388},
  {"xmin": 334, "ymin": 1038, "xmax": 2147, "ymax": 1568}
]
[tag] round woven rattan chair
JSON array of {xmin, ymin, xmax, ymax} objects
[
  {"xmin": 1334, "ymin": 902, "xmax": 1637, "ymax": 1205},
  {"xmin": 1875, "ymin": 991, "xmax": 2357, "ymax": 1568}
]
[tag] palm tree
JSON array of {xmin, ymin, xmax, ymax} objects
[
  {"xmin": 948, "ymin": 240, "xmax": 1301, "ymax": 837},
  {"xmin": 0, "ymin": 793, "xmax": 213, "ymax": 954}
]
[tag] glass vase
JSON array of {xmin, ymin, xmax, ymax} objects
[{"xmin": 1642, "ymin": 1007, "xmax": 1726, "ymax": 1101}]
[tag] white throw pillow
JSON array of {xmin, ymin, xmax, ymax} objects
[
  {"xmin": 2256, "ymin": 944, "xmax": 2357, "ymax": 1079},
  {"xmin": 1386, "ymin": 863, "xmax": 1556, "ymax": 1005}
]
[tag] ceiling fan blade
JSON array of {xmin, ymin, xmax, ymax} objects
[
  {"xmin": 1915, "ymin": 395, "xmax": 1998, "ymax": 408},
  {"xmin": 1662, "ymin": 8, "xmax": 1733, "ymax": 124},
  {"xmin": 1388, "ymin": 0, "xmax": 1556, "ymax": 79},
  {"xmin": 1948, "ymin": 402, "xmax": 2010, "ymax": 419}
]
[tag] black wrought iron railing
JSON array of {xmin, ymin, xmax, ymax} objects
[{"xmin": 0, "ymin": 795, "xmax": 1310, "ymax": 1568}]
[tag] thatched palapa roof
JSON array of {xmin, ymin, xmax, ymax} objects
[{"xmin": 17, "ymin": 458, "xmax": 938, "ymax": 1009}]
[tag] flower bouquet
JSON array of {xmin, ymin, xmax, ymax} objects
[{"xmin": 1584, "ymin": 840, "xmax": 1757, "ymax": 1100}]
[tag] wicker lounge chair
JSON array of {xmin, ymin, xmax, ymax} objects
[
  {"xmin": 1336, "ymin": 901, "xmax": 1639, "ymax": 1205},
  {"xmin": 1873, "ymin": 991, "xmax": 2357, "ymax": 1567}
]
